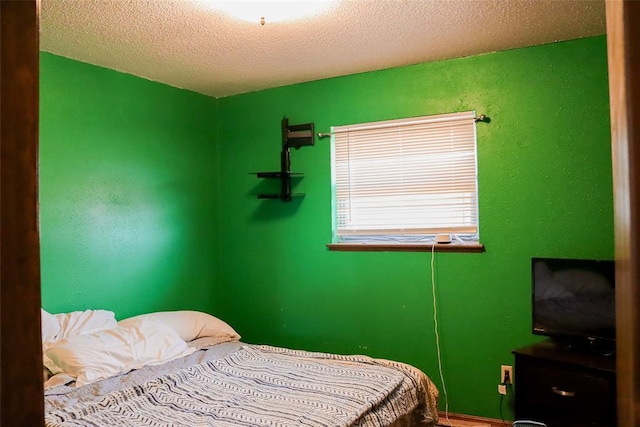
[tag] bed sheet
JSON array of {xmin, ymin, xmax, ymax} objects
[{"xmin": 45, "ymin": 340, "xmax": 438, "ymax": 427}]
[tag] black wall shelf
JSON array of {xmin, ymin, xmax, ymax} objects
[
  {"xmin": 254, "ymin": 117, "xmax": 314, "ymax": 202},
  {"xmin": 255, "ymin": 172, "xmax": 303, "ymax": 179}
]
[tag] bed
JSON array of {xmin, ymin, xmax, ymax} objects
[{"xmin": 42, "ymin": 309, "xmax": 439, "ymax": 427}]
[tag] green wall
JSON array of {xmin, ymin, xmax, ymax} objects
[
  {"xmin": 39, "ymin": 35, "xmax": 612, "ymax": 420},
  {"xmin": 216, "ymin": 36, "xmax": 613, "ymax": 419},
  {"xmin": 39, "ymin": 52, "xmax": 220, "ymax": 319}
]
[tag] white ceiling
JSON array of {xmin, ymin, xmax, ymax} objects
[{"xmin": 40, "ymin": 0, "xmax": 606, "ymax": 98}]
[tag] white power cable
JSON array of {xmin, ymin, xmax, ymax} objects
[{"xmin": 431, "ymin": 243, "xmax": 451, "ymax": 426}]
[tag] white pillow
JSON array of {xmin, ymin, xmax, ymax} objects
[
  {"xmin": 41, "ymin": 309, "xmax": 118, "ymax": 344},
  {"xmin": 54, "ymin": 309, "xmax": 117, "ymax": 341},
  {"xmin": 41, "ymin": 309, "xmax": 61, "ymax": 343},
  {"xmin": 42, "ymin": 308, "xmax": 118, "ymax": 376},
  {"xmin": 118, "ymin": 310, "xmax": 240, "ymax": 343},
  {"xmin": 44, "ymin": 317, "xmax": 195, "ymax": 387}
]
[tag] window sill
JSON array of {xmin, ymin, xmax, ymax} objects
[{"xmin": 326, "ymin": 242, "xmax": 485, "ymax": 253}]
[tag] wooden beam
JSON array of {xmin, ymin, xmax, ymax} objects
[
  {"xmin": 605, "ymin": 1, "xmax": 640, "ymax": 426},
  {"xmin": 1, "ymin": 0, "xmax": 44, "ymax": 425}
]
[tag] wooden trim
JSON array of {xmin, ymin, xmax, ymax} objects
[
  {"xmin": 437, "ymin": 411, "xmax": 511, "ymax": 427},
  {"xmin": 0, "ymin": 1, "xmax": 44, "ymax": 425},
  {"xmin": 326, "ymin": 243, "xmax": 485, "ymax": 253},
  {"xmin": 605, "ymin": 2, "xmax": 640, "ymax": 427}
]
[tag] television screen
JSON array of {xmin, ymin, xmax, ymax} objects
[{"xmin": 532, "ymin": 257, "xmax": 615, "ymax": 347}]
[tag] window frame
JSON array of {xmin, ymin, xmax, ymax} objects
[{"xmin": 328, "ymin": 111, "xmax": 484, "ymax": 253}]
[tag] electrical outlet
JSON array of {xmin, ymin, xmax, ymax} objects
[{"xmin": 501, "ymin": 365, "xmax": 513, "ymax": 384}]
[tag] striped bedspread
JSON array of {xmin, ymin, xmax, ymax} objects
[{"xmin": 45, "ymin": 345, "xmax": 437, "ymax": 427}]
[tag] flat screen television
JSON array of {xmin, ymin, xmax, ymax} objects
[{"xmin": 532, "ymin": 257, "xmax": 615, "ymax": 353}]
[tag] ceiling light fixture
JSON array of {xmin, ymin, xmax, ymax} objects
[{"xmin": 195, "ymin": 0, "xmax": 338, "ymax": 25}]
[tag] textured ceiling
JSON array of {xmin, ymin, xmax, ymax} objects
[{"xmin": 40, "ymin": 0, "xmax": 606, "ymax": 98}]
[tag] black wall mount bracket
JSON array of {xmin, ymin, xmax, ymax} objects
[{"xmin": 254, "ymin": 117, "xmax": 315, "ymax": 202}]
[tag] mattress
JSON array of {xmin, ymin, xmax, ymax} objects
[{"xmin": 44, "ymin": 340, "xmax": 439, "ymax": 427}]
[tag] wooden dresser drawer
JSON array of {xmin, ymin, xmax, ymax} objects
[
  {"xmin": 516, "ymin": 360, "xmax": 613, "ymax": 425},
  {"xmin": 513, "ymin": 342, "xmax": 616, "ymax": 427}
]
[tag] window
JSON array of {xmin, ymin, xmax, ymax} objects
[{"xmin": 330, "ymin": 111, "xmax": 480, "ymax": 247}]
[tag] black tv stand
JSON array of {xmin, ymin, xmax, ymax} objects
[
  {"xmin": 550, "ymin": 337, "xmax": 615, "ymax": 357},
  {"xmin": 513, "ymin": 341, "xmax": 616, "ymax": 426}
]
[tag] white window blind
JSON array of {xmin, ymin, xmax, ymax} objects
[{"xmin": 331, "ymin": 111, "xmax": 479, "ymax": 243}]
